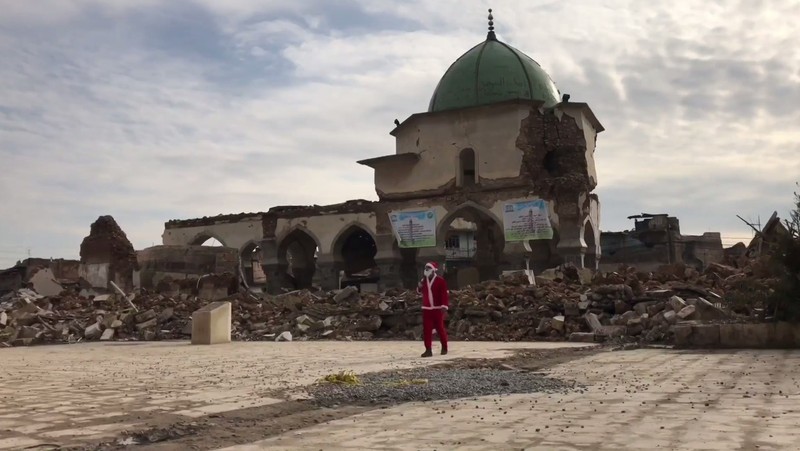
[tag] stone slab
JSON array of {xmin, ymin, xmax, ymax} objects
[{"xmin": 192, "ymin": 301, "xmax": 232, "ymax": 345}]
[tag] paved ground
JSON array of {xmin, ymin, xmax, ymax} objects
[
  {"xmin": 3, "ymin": 342, "xmax": 800, "ymax": 451},
  {"xmin": 225, "ymin": 348, "xmax": 800, "ymax": 451},
  {"xmin": 0, "ymin": 340, "xmax": 563, "ymax": 450}
]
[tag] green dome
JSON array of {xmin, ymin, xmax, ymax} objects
[{"xmin": 428, "ymin": 33, "xmax": 561, "ymax": 112}]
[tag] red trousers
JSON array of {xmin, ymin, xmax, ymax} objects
[{"xmin": 423, "ymin": 309, "xmax": 448, "ymax": 350}]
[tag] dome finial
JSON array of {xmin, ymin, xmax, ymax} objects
[{"xmin": 487, "ymin": 8, "xmax": 497, "ymax": 40}]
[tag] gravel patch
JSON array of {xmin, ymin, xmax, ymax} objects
[{"xmin": 307, "ymin": 367, "xmax": 580, "ymax": 407}]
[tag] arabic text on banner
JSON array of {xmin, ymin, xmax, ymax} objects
[
  {"xmin": 389, "ymin": 210, "xmax": 437, "ymax": 248},
  {"xmin": 502, "ymin": 199, "xmax": 553, "ymax": 241}
]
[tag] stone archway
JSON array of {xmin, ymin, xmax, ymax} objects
[
  {"xmin": 277, "ymin": 228, "xmax": 319, "ymax": 290},
  {"xmin": 240, "ymin": 241, "xmax": 266, "ymax": 287},
  {"xmin": 393, "ymin": 240, "xmax": 419, "ymax": 289},
  {"xmin": 332, "ymin": 224, "xmax": 378, "ymax": 284},
  {"xmin": 190, "ymin": 232, "xmax": 227, "ymax": 247},
  {"xmin": 528, "ymin": 228, "xmax": 562, "ymax": 273},
  {"xmin": 583, "ymin": 221, "xmax": 598, "ymax": 270},
  {"xmin": 437, "ymin": 203, "xmax": 505, "ymax": 288}
]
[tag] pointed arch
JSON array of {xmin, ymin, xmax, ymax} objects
[
  {"xmin": 276, "ymin": 227, "xmax": 320, "ymax": 289},
  {"xmin": 331, "ymin": 221, "xmax": 377, "ymax": 255},
  {"xmin": 331, "ymin": 222, "xmax": 378, "ymax": 277},
  {"xmin": 276, "ymin": 225, "xmax": 322, "ymax": 252},
  {"xmin": 437, "ymin": 201, "xmax": 505, "ymax": 287},
  {"xmin": 436, "ymin": 201, "xmax": 503, "ymax": 247},
  {"xmin": 240, "ymin": 240, "xmax": 266, "ymax": 286},
  {"xmin": 190, "ymin": 231, "xmax": 228, "ymax": 247},
  {"xmin": 583, "ymin": 219, "xmax": 598, "ymax": 270}
]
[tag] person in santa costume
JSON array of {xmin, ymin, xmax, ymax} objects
[{"xmin": 416, "ymin": 261, "xmax": 449, "ymax": 357}]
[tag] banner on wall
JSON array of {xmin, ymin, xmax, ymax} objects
[
  {"xmin": 502, "ymin": 199, "xmax": 553, "ymax": 241},
  {"xmin": 388, "ymin": 209, "xmax": 437, "ymax": 248}
]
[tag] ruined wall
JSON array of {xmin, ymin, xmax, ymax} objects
[
  {"xmin": 379, "ymin": 101, "xmax": 600, "ymax": 202},
  {"xmin": 274, "ymin": 212, "xmax": 377, "ymax": 255},
  {"xmin": 22, "ymin": 258, "xmax": 81, "ymax": 281},
  {"xmin": 381, "ymin": 103, "xmax": 531, "ymax": 197},
  {"xmin": 79, "ymin": 216, "xmax": 138, "ymax": 291},
  {"xmin": 162, "ymin": 214, "xmax": 263, "ymax": 251},
  {"xmin": 161, "ymin": 97, "xmax": 604, "ymax": 292},
  {"xmin": 600, "ymin": 230, "xmax": 724, "ymax": 272},
  {"xmin": 136, "ymin": 245, "xmax": 239, "ymax": 289},
  {"xmin": 678, "ymin": 233, "xmax": 725, "ymax": 268},
  {"xmin": 0, "ymin": 267, "xmax": 24, "ymax": 295}
]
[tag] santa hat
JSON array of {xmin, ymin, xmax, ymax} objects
[{"xmin": 425, "ymin": 262, "xmax": 439, "ymax": 270}]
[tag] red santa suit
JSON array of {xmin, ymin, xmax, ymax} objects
[{"xmin": 417, "ymin": 262, "xmax": 449, "ymax": 355}]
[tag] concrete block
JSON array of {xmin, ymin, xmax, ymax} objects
[
  {"xmin": 19, "ymin": 326, "xmax": 40, "ymax": 339},
  {"xmin": 136, "ymin": 318, "xmax": 157, "ymax": 331},
  {"xmin": 671, "ymin": 324, "xmax": 693, "ymax": 347},
  {"xmin": 191, "ymin": 301, "xmax": 232, "ymax": 345},
  {"xmin": 12, "ymin": 338, "xmax": 34, "ymax": 346},
  {"xmin": 694, "ymin": 297, "xmax": 729, "ymax": 321},
  {"xmin": 719, "ymin": 323, "xmax": 771, "ymax": 348},
  {"xmin": 577, "ymin": 268, "xmax": 593, "ymax": 285},
  {"xmin": 663, "ymin": 310, "xmax": 677, "ymax": 324},
  {"xmin": 135, "ymin": 309, "xmax": 157, "ymax": 323},
  {"xmin": 564, "ymin": 301, "xmax": 580, "ymax": 317},
  {"xmin": 633, "ymin": 302, "xmax": 655, "ymax": 315},
  {"xmin": 334, "ymin": 286, "xmax": 359, "ymax": 302},
  {"xmin": 0, "ymin": 311, "xmax": 7, "ymax": 326},
  {"xmin": 198, "ymin": 286, "xmax": 229, "ymax": 301},
  {"xmin": 84, "ymin": 323, "xmax": 103, "ymax": 339},
  {"xmin": 101, "ymin": 314, "xmax": 118, "ymax": 329},
  {"xmin": 100, "ymin": 328, "xmax": 115, "ymax": 341},
  {"xmin": 536, "ymin": 318, "xmax": 551, "ymax": 334},
  {"xmin": 600, "ymin": 325, "xmax": 627, "ymax": 337},
  {"xmin": 569, "ymin": 332, "xmax": 596, "ymax": 343},
  {"xmin": 668, "ymin": 296, "xmax": 687, "ymax": 312},
  {"xmin": 584, "ymin": 313, "xmax": 603, "ymax": 332},
  {"xmin": 158, "ymin": 307, "xmax": 174, "ymax": 322},
  {"xmin": 276, "ymin": 331, "xmax": 292, "ymax": 342},
  {"xmin": 677, "ymin": 305, "xmax": 697, "ymax": 320},
  {"xmin": 551, "ymin": 315, "xmax": 565, "ymax": 332},
  {"xmin": 691, "ymin": 324, "xmax": 720, "ymax": 347}
]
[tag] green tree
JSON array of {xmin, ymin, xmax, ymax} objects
[{"xmin": 769, "ymin": 184, "xmax": 800, "ymax": 321}]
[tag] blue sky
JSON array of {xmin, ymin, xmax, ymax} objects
[{"xmin": 1, "ymin": 0, "xmax": 798, "ymax": 267}]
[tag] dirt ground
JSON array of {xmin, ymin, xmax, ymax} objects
[{"xmin": 69, "ymin": 345, "xmax": 600, "ymax": 451}]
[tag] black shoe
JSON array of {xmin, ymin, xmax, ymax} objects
[
  {"xmin": 421, "ymin": 349, "xmax": 433, "ymax": 358},
  {"xmin": 441, "ymin": 348, "xmax": 448, "ymax": 355}
]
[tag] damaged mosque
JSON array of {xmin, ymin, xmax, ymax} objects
[{"xmin": 161, "ymin": 11, "xmax": 604, "ymax": 293}]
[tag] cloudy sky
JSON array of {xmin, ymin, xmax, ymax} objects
[{"xmin": 0, "ymin": 0, "xmax": 798, "ymax": 267}]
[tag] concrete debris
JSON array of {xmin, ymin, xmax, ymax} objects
[
  {"xmin": 0, "ymin": 261, "xmax": 776, "ymax": 347},
  {"xmin": 333, "ymin": 286, "xmax": 359, "ymax": 303},
  {"xmin": 677, "ymin": 305, "xmax": 697, "ymax": 320}
]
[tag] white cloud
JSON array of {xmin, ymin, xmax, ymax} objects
[{"xmin": 0, "ymin": 0, "xmax": 797, "ymax": 268}]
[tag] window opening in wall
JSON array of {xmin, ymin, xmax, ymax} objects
[
  {"xmin": 445, "ymin": 235, "xmax": 461, "ymax": 250},
  {"xmin": 459, "ymin": 148, "xmax": 476, "ymax": 187},
  {"xmin": 543, "ymin": 150, "xmax": 559, "ymax": 175}
]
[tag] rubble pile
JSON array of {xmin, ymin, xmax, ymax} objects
[
  {"xmin": 0, "ymin": 288, "xmax": 196, "ymax": 346},
  {"xmin": 0, "ymin": 261, "xmax": 772, "ymax": 347}
]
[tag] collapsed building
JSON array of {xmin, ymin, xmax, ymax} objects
[
  {"xmin": 600, "ymin": 213, "xmax": 724, "ymax": 272},
  {"xmin": 162, "ymin": 14, "xmax": 604, "ymax": 293}
]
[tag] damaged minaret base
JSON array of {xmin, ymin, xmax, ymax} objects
[{"xmin": 79, "ymin": 215, "xmax": 139, "ymax": 292}]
